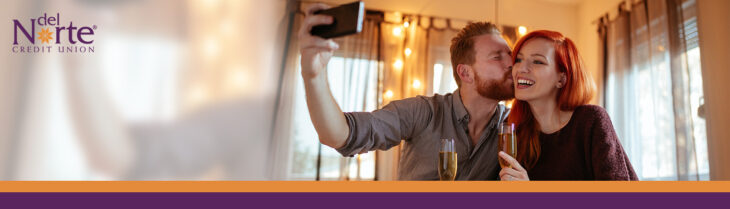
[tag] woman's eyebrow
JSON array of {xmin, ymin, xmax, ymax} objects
[{"xmin": 531, "ymin": 53, "xmax": 547, "ymax": 59}]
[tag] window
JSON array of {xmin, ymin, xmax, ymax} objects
[
  {"xmin": 289, "ymin": 56, "xmax": 378, "ymax": 180},
  {"xmin": 681, "ymin": 14, "xmax": 709, "ymax": 180},
  {"xmin": 432, "ymin": 63, "xmax": 458, "ymax": 95},
  {"xmin": 604, "ymin": 0, "xmax": 708, "ymax": 180}
]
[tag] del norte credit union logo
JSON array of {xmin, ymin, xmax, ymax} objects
[{"xmin": 12, "ymin": 13, "xmax": 96, "ymax": 54}]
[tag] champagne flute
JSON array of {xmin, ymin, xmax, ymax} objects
[
  {"xmin": 499, "ymin": 123, "xmax": 516, "ymax": 168},
  {"xmin": 438, "ymin": 139, "xmax": 457, "ymax": 181}
]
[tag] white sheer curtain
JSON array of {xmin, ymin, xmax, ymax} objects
[
  {"xmin": 423, "ymin": 19, "xmax": 460, "ymax": 96},
  {"xmin": 375, "ymin": 13, "xmax": 467, "ymax": 180},
  {"xmin": 282, "ymin": 4, "xmax": 380, "ymax": 180},
  {"xmin": 603, "ymin": 0, "xmax": 708, "ymax": 180}
]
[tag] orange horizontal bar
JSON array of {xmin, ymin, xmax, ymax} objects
[{"xmin": 0, "ymin": 181, "xmax": 728, "ymax": 193}]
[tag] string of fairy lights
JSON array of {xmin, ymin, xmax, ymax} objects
[{"xmin": 381, "ymin": 14, "xmax": 529, "ymax": 102}]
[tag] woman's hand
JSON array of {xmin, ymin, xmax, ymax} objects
[{"xmin": 498, "ymin": 151, "xmax": 530, "ymax": 181}]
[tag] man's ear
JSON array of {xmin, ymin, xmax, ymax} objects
[{"xmin": 457, "ymin": 64, "xmax": 474, "ymax": 84}]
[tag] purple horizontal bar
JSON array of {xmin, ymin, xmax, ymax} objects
[{"xmin": 0, "ymin": 192, "xmax": 728, "ymax": 209}]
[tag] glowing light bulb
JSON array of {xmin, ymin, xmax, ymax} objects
[
  {"xmin": 404, "ymin": 48, "xmax": 412, "ymax": 56},
  {"xmin": 518, "ymin": 26, "xmax": 527, "ymax": 36},
  {"xmin": 392, "ymin": 27, "xmax": 402, "ymax": 36},
  {"xmin": 384, "ymin": 90, "xmax": 394, "ymax": 99},
  {"xmin": 393, "ymin": 59, "xmax": 403, "ymax": 69},
  {"xmin": 412, "ymin": 79, "xmax": 421, "ymax": 89}
]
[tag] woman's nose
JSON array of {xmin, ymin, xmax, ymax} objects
[{"xmin": 515, "ymin": 62, "xmax": 528, "ymax": 73}]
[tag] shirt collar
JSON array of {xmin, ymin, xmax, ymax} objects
[
  {"xmin": 453, "ymin": 89, "xmax": 511, "ymax": 125},
  {"xmin": 452, "ymin": 89, "xmax": 469, "ymax": 122}
]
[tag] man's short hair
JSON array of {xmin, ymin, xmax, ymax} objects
[{"xmin": 450, "ymin": 22, "xmax": 501, "ymax": 87}]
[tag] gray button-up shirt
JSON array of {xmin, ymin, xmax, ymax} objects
[{"xmin": 336, "ymin": 89, "xmax": 509, "ymax": 180}]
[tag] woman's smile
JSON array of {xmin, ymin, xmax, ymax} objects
[{"xmin": 516, "ymin": 76, "xmax": 535, "ymax": 89}]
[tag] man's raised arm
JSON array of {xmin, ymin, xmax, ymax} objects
[{"xmin": 298, "ymin": 3, "xmax": 348, "ymax": 149}]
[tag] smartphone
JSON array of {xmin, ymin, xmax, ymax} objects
[{"xmin": 310, "ymin": 1, "xmax": 364, "ymax": 39}]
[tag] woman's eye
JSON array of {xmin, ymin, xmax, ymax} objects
[
  {"xmin": 515, "ymin": 58, "xmax": 522, "ymax": 63},
  {"xmin": 533, "ymin": 60, "xmax": 545, "ymax": 65}
]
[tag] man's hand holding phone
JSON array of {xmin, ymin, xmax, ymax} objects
[
  {"xmin": 297, "ymin": 3, "xmax": 363, "ymax": 150},
  {"xmin": 298, "ymin": 3, "xmax": 339, "ymax": 80}
]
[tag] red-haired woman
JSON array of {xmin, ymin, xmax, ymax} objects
[{"xmin": 499, "ymin": 30, "xmax": 638, "ymax": 181}]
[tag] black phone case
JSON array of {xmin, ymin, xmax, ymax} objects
[{"xmin": 311, "ymin": 1, "xmax": 364, "ymax": 39}]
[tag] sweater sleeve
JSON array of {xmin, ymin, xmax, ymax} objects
[{"xmin": 588, "ymin": 106, "xmax": 639, "ymax": 180}]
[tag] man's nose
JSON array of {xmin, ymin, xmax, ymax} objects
[{"xmin": 503, "ymin": 58, "xmax": 514, "ymax": 70}]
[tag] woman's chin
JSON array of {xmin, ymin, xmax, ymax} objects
[
  {"xmin": 516, "ymin": 93, "xmax": 554, "ymax": 104},
  {"xmin": 514, "ymin": 92, "xmax": 532, "ymax": 101}
]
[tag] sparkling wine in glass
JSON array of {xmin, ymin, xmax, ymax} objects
[
  {"xmin": 438, "ymin": 139, "xmax": 457, "ymax": 181},
  {"xmin": 499, "ymin": 123, "xmax": 517, "ymax": 168}
]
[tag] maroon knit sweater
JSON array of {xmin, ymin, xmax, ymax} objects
[{"xmin": 526, "ymin": 105, "xmax": 639, "ymax": 180}]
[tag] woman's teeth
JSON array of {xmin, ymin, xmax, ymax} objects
[{"xmin": 517, "ymin": 79, "xmax": 535, "ymax": 86}]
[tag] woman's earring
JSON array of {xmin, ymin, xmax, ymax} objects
[{"xmin": 556, "ymin": 83, "xmax": 562, "ymax": 88}]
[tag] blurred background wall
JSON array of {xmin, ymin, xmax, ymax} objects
[
  {"xmin": 0, "ymin": 0, "xmax": 293, "ymax": 180},
  {"xmin": 0, "ymin": 0, "xmax": 727, "ymax": 180}
]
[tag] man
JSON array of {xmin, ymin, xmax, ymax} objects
[{"xmin": 298, "ymin": 3, "xmax": 514, "ymax": 180}]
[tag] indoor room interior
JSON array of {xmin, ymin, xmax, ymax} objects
[{"xmin": 0, "ymin": 0, "xmax": 728, "ymax": 181}]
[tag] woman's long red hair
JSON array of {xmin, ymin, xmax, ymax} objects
[{"xmin": 507, "ymin": 30, "xmax": 596, "ymax": 169}]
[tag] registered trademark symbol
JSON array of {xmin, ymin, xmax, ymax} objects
[{"xmin": 93, "ymin": 25, "xmax": 97, "ymax": 30}]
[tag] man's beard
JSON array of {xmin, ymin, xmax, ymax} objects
[{"xmin": 475, "ymin": 71, "xmax": 515, "ymax": 101}]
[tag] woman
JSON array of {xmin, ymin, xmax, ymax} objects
[{"xmin": 499, "ymin": 30, "xmax": 638, "ymax": 180}]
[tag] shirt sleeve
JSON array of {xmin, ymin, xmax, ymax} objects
[
  {"xmin": 336, "ymin": 96, "xmax": 432, "ymax": 157},
  {"xmin": 589, "ymin": 106, "xmax": 639, "ymax": 180}
]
